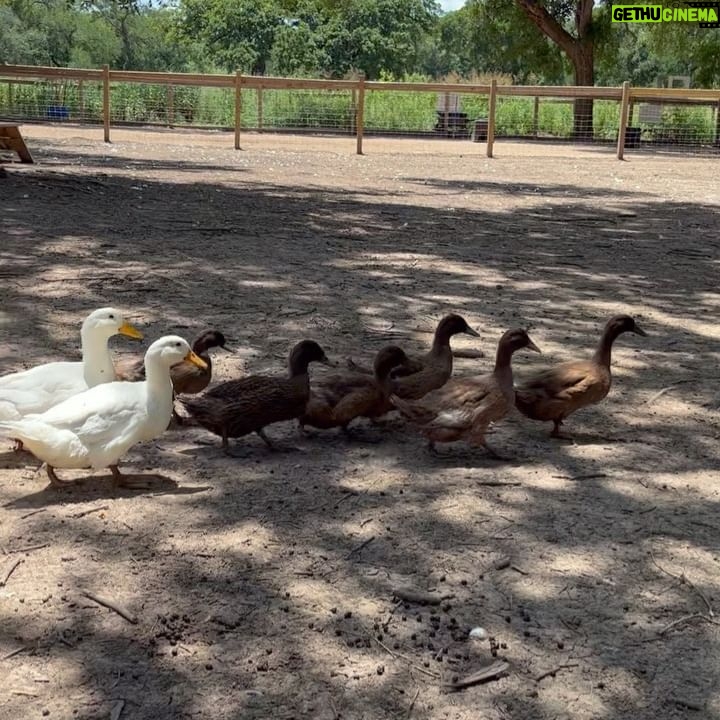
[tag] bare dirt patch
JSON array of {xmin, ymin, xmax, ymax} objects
[{"xmin": 1, "ymin": 126, "xmax": 719, "ymax": 720}]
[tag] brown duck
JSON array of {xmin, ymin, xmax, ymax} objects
[
  {"xmin": 180, "ymin": 340, "xmax": 330, "ymax": 453},
  {"xmin": 391, "ymin": 328, "xmax": 540, "ymax": 456},
  {"xmin": 300, "ymin": 345, "xmax": 410, "ymax": 433},
  {"xmin": 115, "ymin": 329, "xmax": 228, "ymax": 395},
  {"xmin": 515, "ymin": 314, "xmax": 646, "ymax": 437},
  {"xmin": 348, "ymin": 314, "xmax": 480, "ymax": 402}
]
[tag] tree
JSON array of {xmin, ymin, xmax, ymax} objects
[{"xmin": 512, "ymin": 0, "xmax": 599, "ymax": 138}]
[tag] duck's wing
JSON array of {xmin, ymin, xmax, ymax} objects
[
  {"xmin": 29, "ymin": 381, "xmax": 147, "ymax": 445},
  {"xmin": 421, "ymin": 377, "xmax": 499, "ymax": 430},
  {"xmin": 516, "ymin": 361, "xmax": 599, "ymax": 401}
]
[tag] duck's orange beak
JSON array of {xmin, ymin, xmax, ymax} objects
[
  {"xmin": 185, "ymin": 350, "xmax": 208, "ymax": 370},
  {"xmin": 119, "ymin": 322, "xmax": 143, "ymax": 340}
]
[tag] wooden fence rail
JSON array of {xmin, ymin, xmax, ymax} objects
[{"xmin": 1, "ymin": 63, "xmax": 719, "ymax": 158}]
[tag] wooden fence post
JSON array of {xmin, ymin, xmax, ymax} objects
[
  {"xmin": 617, "ymin": 80, "xmax": 631, "ymax": 160},
  {"xmin": 234, "ymin": 71, "xmax": 242, "ymax": 150},
  {"xmin": 78, "ymin": 80, "xmax": 84, "ymax": 120},
  {"xmin": 356, "ymin": 72, "xmax": 365, "ymax": 155},
  {"xmin": 532, "ymin": 95, "xmax": 540, "ymax": 138},
  {"xmin": 443, "ymin": 91, "xmax": 449, "ymax": 135},
  {"xmin": 167, "ymin": 84, "xmax": 174, "ymax": 128},
  {"xmin": 257, "ymin": 85, "xmax": 263, "ymax": 132},
  {"xmin": 102, "ymin": 64, "xmax": 110, "ymax": 143},
  {"xmin": 486, "ymin": 78, "xmax": 497, "ymax": 158}
]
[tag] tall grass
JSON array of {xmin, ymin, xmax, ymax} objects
[{"xmin": 0, "ymin": 78, "xmax": 715, "ymax": 142}]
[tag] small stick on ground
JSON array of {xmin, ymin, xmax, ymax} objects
[
  {"xmin": 658, "ymin": 613, "xmax": 720, "ymax": 635},
  {"xmin": 552, "ymin": 473, "xmax": 607, "ymax": 482},
  {"xmin": 7, "ymin": 543, "xmax": 48, "ymax": 554},
  {"xmin": 2, "ymin": 646, "xmax": 27, "ymax": 661},
  {"xmin": 649, "ymin": 551, "xmax": 714, "ymax": 617},
  {"xmin": 643, "ymin": 383, "xmax": 689, "ymax": 406},
  {"xmin": 346, "ymin": 536, "xmax": 375, "ymax": 560},
  {"xmin": 0, "ymin": 559, "xmax": 23, "ymax": 587},
  {"xmin": 72, "ymin": 505, "xmax": 109, "ymax": 519},
  {"xmin": 443, "ymin": 660, "xmax": 510, "ymax": 690},
  {"xmin": 19, "ymin": 509, "xmax": 46, "ymax": 520},
  {"xmin": 82, "ymin": 590, "xmax": 138, "ymax": 624},
  {"xmin": 406, "ymin": 687, "xmax": 421, "ymax": 718},
  {"xmin": 392, "ymin": 587, "xmax": 455, "ymax": 606},
  {"xmin": 110, "ymin": 699, "xmax": 125, "ymax": 720},
  {"xmin": 535, "ymin": 662, "xmax": 579, "ymax": 682},
  {"xmin": 475, "ymin": 480, "xmax": 522, "ymax": 487}
]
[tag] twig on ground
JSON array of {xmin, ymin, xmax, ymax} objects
[
  {"xmin": 0, "ymin": 559, "xmax": 23, "ymax": 587},
  {"xmin": 643, "ymin": 381, "xmax": 690, "ymax": 406},
  {"xmin": 406, "ymin": 687, "xmax": 421, "ymax": 717},
  {"xmin": 475, "ymin": 480, "xmax": 522, "ymax": 487},
  {"xmin": 658, "ymin": 613, "xmax": 720, "ymax": 635},
  {"xmin": 534, "ymin": 662, "xmax": 579, "ymax": 682},
  {"xmin": 649, "ymin": 551, "xmax": 714, "ymax": 617},
  {"xmin": 333, "ymin": 491, "xmax": 359, "ymax": 510},
  {"xmin": 392, "ymin": 587, "xmax": 454, "ymax": 606},
  {"xmin": 2, "ymin": 646, "xmax": 27, "ymax": 661},
  {"xmin": 72, "ymin": 505, "xmax": 109, "ymax": 519},
  {"xmin": 510, "ymin": 565, "xmax": 529, "ymax": 576},
  {"xmin": 82, "ymin": 590, "xmax": 138, "ymax": 625},
  {"xmin": 19, "ymin": 509, "xmax": 46, "ymax": 520},
  {"xmin": 552, "ymin": 473, "xmax": 607, "ymax": 482},
  {"xmin": 7, "ymin": 543, "xmax": 48, "ymax": 554},
  {"xmin": 110, "ymin": 699, "xmax": 125, "ymax": 720},
  {"xmin": 443, "ymin": 660, "xmax": 510, "ymax": 690},
  {"xmin": 345, "ymin": 536, "xmax": 375, "ymax": 560}
]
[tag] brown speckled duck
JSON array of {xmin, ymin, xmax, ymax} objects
[
  {"xmin": 180, "ymin": 340, "xmax": 330, "ymax": 453},
  {"xmin": 391, "ymin": 328, "xmax": 540, "ymax": 457},
  {"xmin": 515, "ymin": 314, "xmax": 646, "ymax": 437},
  {"xmin": 115, "ymin": 329, "xmax": 228, "ymax": 395},
  {"xmin": 348, "ymin": 314, "xmax": 480, "ymax": 402},
  {"xmin": 300, "ymin": 345, "xmax": 410, "ymax": 434}
]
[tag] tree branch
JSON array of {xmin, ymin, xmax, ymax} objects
[{"xmin": 516, "ymin": 0, "xmax": 579, "ymax": 59}]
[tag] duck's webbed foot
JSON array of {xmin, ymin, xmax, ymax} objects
[
  {"xmin": 550, "ymin": 419, "xmax": 572, "ymax": 440},
  {"xmin": 110, "ymin": 464, "xmax": 153, "ymax": 489},
  {"xmin": 46, "ymin": 465, "xmax": 75, "ymax": 487}
]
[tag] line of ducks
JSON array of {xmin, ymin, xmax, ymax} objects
[{"xmin": 0, "ymin": 308, "xmax": 646, "ymax": 488}]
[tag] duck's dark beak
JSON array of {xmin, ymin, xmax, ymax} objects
[
  {"xmin": 633, "ymin": 324, "xmax": 648, "ymax": 337},
  {"xmin": 526, "ymin": 339, "xmax": 541, "ymax": 353},
  {"xmin": 320, "ymin": 355, "xmax": 338, "ymax": 368},
  {"xmin": 219, "ymin": 343, "xmax": 233, "ymax": 353},
  {"xmin": 464, "ymin": 326, "xmax": 481, "ymax": 338}
]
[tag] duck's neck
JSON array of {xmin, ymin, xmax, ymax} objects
[
  {"xmin": 144, "ymin": 354, "xmax": 174, "ymax": 413},
  {"xmin": 493, "ymin": 344, "xmax": 515, "ymax": 388},
  {"xmin": 81, "ymin": 330, "xmax": 115, "ymax": 387},
  {"xmin": 430, "ymin": 329, "xmax": 452, "ymax": 355},
  {"xmin": 592, "ymin": 325, "xmax": 620, "ymax": 368}
]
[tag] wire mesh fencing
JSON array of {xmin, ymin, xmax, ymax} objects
[
  {"xmin": 0, "ymin": 78, "xmax": 104, "ymax": 125},
  {"xmin": 627, "ymin": 98, "xmax": 720, "ymax": 154},
  {"xmin": 1, "ymin": 64, "xmax": 719, "ymax": 158}
]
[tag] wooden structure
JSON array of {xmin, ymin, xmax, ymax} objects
[
  {"xmin": 0, "ymin": 123, "xmax": 34, "ymax": 163},
  {"xmin": 0, "ymin": 63, "xmax": 719, "ymax": 158}
]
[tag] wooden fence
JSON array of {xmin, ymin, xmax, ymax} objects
[{"xmin": 1, "ymin": 63, "xmax": 719, "ymax": 159}]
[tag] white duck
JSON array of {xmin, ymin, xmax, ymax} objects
[
  {"xmin": 0, "ymin": 335, "xmax": 207, "ymax": 488},
  {"xmin": 0, "ymin": 307, "xmax": 143, "ymax": 421}
]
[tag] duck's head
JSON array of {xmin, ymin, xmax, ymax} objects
[
  {"xmin": 605, "ymin": 315, "xmax": 647, "ymax": 338},
  {"xmin": 193, "ymin": 330, "xmax": 229, "ymax": 353},
  {"xmin": 83, "ymin": 307, "xmax": 143, "ymax": 341},
  {"xmin": 374, "ymin": 345, "xmax": 410, "ymax": 379},
  {"xmin": 499, "ymin": 328, "xmax": 541, "ymax": 355},
  {"xmin": 146, "ymin": 335, "xmax": 208, "ymax": 370},
  {"xmin": 289, "ymin": 340, "xmax": 333, "ymax": 375},
  {"xmin": 436, "ymin": 314, "xmax": 480, "ymax": 341}
]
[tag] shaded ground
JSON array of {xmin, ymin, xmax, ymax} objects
[{"xmin": 1, "ymin": 126, "xmax": 719, "ymax": 720}]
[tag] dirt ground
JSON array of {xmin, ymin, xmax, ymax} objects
[{"xmin": 1, "ymin": 125, "xmax": 719, "ymax": 720}]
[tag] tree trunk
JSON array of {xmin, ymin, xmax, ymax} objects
[{"xmin": 572, "ymin": 42, "xmax": 594, "ymax": 140}]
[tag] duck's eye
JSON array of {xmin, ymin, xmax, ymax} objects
[
  {"xmin": 108, "ymin": 314, "xmax": 115, "ymax": 320},
  {"xmin": 175, "ymin": 342, "xmax": 181, "ymax": 347}
]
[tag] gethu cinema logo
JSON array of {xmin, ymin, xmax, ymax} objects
[{"xmin": 612, "ymin": 5, "xmax": 719, "ymax": 22}]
